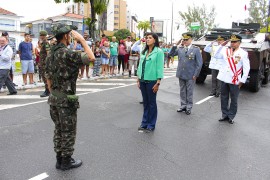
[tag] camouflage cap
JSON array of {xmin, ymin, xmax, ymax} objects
[
  {"xmin": 39, "ymin": 30, "xmax": 48, "ymax": 36},
  {"xmin": 51, "ymin": 24, "xmax": 78, "ymax": 37}
]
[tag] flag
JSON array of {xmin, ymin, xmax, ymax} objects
[{"xmin": 244, "ymin": 4, "xmax": 247, "ymax": 11}]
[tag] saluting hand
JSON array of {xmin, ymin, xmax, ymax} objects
[
  {"xmin": 192, "ymin": 76, "xmax": 197, "ymax": 81},
  {"xmin": 71, "ymin": 30, "xmax": 84, "ymax": 42}
]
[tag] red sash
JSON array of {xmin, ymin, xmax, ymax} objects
[{"xmin": 226, "ymin": 49, "xmax": 242, "ymax": 84}]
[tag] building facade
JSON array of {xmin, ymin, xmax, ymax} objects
[
  {"xmin": 0, "ymin": 7, "xmax": 22, "ymax": 46},
  {"xmin": 21, "ymin": 13, "xmax": 84, "ymax": 38}
]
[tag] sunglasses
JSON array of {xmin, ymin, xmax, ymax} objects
[
  {"xmin": 183, "ymin": 39, "xmax": 189, "ymax": 41},
  {"xmin": 231, "ymin": 41, "xmax": 239, "ymax": 43}
]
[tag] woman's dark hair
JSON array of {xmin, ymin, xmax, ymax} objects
[
  {"xmin": 55, "ymin": 33, "xmax": 65, "ymax": 44},
  {"xmin": 142, "ymin": 32, "xmax": 159, "ymax": 55}
]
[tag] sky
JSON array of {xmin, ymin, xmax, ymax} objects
[{"xmin": 0, "ymin": 0, "xmax": 250, "ymax": 42}]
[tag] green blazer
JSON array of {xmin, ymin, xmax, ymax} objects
[{"xmin": 137, "ymin": 47, "xmax": 164, "ymax": 81}]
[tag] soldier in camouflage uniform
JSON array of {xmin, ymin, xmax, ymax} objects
[
  {"xmin": 39, "ymin": 30, "xmax": 51, "ymax": 97},
  {"xmin": 45, "ymin": 24, "xmax": 95, "ymax": 171}
]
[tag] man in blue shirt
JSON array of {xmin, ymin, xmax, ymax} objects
[{"xmin": 18, "ymin": 33, "xmax": 34, "ymax": 85}]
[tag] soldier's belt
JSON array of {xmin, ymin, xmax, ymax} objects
[
  {"xmin": 51, "ymin": 90, "xmax": 79, "ymax": 103},
  {"xmin": 51, "ymin": 90, "xmax": 67, "ymax": 98}
]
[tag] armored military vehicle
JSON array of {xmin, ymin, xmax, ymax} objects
[{"xmin": 192, "ymin": 22, "xmax": 270, "ymax": 92}]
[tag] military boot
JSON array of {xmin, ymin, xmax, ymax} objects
[
  {"xmin": 134, "ymin": 70, "xmax": 137, "ymax": 76},
  {"xmin": 40, "ymin": 89, "xmax": 50, "ymax": 97},
  {"xmin": 60, "ymin": 156, "xmax": 82, "ymax": 171},
  {"xmin": 56, "ymin": 153, "xmax": 62, "ymax": 169},
  {"xmin": 129, "ymin": 70, "xmax": 131, "ymax": 77}
]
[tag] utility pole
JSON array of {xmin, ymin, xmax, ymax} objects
[
  {"xmin": 171, "ymin": 1, "xmax": 174, "ymax": 44},
  {"xmin": 267, "ymin": 0, "xmax": 270, "ymax": 32}
]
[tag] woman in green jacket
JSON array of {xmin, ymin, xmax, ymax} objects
[{"xmin": 137, "ymin": 32, "xmax": 164, "ymax": 132}]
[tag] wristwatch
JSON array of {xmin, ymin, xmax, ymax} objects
[{"xmin": 157, "ymin": 82, "xmax": 160, "ymax": 86}]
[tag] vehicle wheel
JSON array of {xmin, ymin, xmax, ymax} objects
[
  {"xmin": 196, "ymin": 72, "xmax": 207, "ymax": 84},
  {"xmin": 249, "ymin": 64, "xmax": 264, "ymax": 92}
]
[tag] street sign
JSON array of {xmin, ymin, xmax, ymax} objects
[{"xmin": 191, "ymin": 22, "xmax": 200, "ymax": 30}]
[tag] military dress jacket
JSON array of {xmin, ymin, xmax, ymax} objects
[
  {"xmin": 217, "ymin": 47, "xmax": 250, "ymax": 85},
  {"xmin": 204, "ymin": 43, "xmax": 225, "ymax": 70},
  {"xmin": 170, "ymin": 45, "xmax": 203, "ymax": 80},
  {"xmin": 45, "ymin": 43, "xmax": 90, "ymax": 107}
]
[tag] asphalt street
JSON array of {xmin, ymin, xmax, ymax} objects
[{"xmin": 0, "ymin": 68, "xmax": 270, "ymax": 180}]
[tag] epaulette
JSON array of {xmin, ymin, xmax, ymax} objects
[{"xmin": 193, "ymin": 45, "xmax": 199, "ymax": 48}]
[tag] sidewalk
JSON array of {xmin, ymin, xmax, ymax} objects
[{"xmin": 0, "ymin": 61, "xmax": 178, "ymax": 93}]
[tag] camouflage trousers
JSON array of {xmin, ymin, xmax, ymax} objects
[
  {"xmin": 50, "ymin": 105, "xmax": 77, "ymax": 157},
  {"xmin": 39, "ymin": 65, "xmax": 48, "ymax": 90}
]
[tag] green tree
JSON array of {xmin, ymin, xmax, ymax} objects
[
  {"xmin": 54, "ymin": 0, "xmax": 109, "ymax": 40},
  {"xmin": 137, "ymin": 21, "xmax": 151, "ymax": 36},
  {"xmin": 179, "ymin": 4, "xmax": 216, "ymax": 38},
  {"xmin": 113, "ymin": 29, "xmax": 131, "ymax": 40},
  {"xmin": 247, "ymin": 0, "xmax": 269, "ymax": 28}
]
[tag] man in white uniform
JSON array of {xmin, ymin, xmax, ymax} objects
[
  {"xmin": 204, "ymin": 35, "xmax": 227, "ymax": 97},
  {"xmin": 217, "ymin": 34, "xmax": 250, "ymax": 124}
]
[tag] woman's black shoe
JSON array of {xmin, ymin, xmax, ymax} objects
[
  {"xmin": 177, "ymin": 108, "xmax": 186, "ymax": 112},
  {"xmin": 138, "ymin": 126, "xmax": 147, "ymax": 131},
  {"xmin": 219, "ymin": 117, "xmax": 229, "ymax": 121}
]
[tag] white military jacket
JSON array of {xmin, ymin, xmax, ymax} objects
[
  {"xmin": 217, "ymin": 47, "xmax": 250, "ymax": 85},
  {"xmin": 204, "ymin": 42, "xmax": 224, "ymax": 70}
]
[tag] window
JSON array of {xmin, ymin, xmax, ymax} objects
[
  {"xmin": 114, "ymin": 23, "xmax": 119, "ymax": 26},
  {"xmin": 114, "ymin": 5, "xmax": 119, "ymax": 8},
  {"xmin": 114, "ymin": 17, "xmax": 119, "ymax": 20},
  {"xmin": 114, "ymin": 11, "xmax": 119, "ymax": 14}
]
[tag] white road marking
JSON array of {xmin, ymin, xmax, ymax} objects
[
  {"xmin": 0, "ymin": 100, "xmax": 47, "ymax": 111},
  {"xmin": 79, "ymin": 83, "xmax": 126, "ymax": 86},
  {"xmin": 0, "ymin": 74, "xmax": 177, "ymax": 111},
  {"xmin": 0, "ymin": 95, "xmax": 46, "ymax": 99},
  {"xmin": 0, "ymin": 83, "xmax": 136, "ymax": 111},
  {"xmin": 98, "ymin": 78, "xmax": 137, "ymax": 81},
  {"xmin": 28, "ymin": 172, "xmax": 49, "ymax": 180},
  {"xmin": 76, "ymin": 88, "xmax": 102, "ymax": 92},
  {"xmin": 195, "ymin": 96, "xmax": 214, "ymax": 105}
]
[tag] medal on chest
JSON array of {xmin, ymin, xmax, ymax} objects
[{"xmin": 234, "ymin": 55, "xmax": 241, "ymax": 64}]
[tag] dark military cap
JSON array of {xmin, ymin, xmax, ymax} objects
[
  {"xmin": 2, "ymin": 31, "xmax": 8, "ymax": 36},
  {"xmin": 182, "ymin": 33, "xmax": 193, "ymax": 40},
  {"xmin": 51, "ymin": 24, "xmax": 78, "ymax": 36},
  {"xmin": 230, "ymin": 34, "xmax": 242, "ymax": 41},
  {"xmin": 216, "ymin": 35, "xmax": 226, "ymax": 41}
]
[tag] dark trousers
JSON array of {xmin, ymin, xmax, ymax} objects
[
  {"xmin": 0, "ymin": 69, "xmax": 17, "ymax": 93},
  {"xmin": 118, "ymin": 55, "xmax": 125, "ymax": 72},
  {"xmin": 211, "ymin": 69, "xmax": 221, "ymax": 94},
  {"xmin": 140, "ymin": 81, "xmax": 157, "ymax": 130},
  {"xmin": 220, "ymin": 82, "xmax": 240, "ymax": 120}
]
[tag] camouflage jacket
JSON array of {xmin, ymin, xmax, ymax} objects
[
  {"xmin": 39, "ymin": 40, "xmax": 50, "ymax": 67},
  {"xmin": 46, "ymin": 43, "xmax": 89, "ymax": 107}
]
